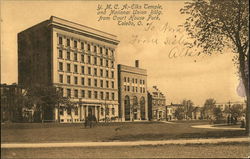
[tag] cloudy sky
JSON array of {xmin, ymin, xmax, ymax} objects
[{"xmin": 0, "ymin": 1, "xmax": 245, "ymax": 106}]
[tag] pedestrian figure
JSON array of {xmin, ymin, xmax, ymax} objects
[
  {"xmin": 230, "ymin": 115, "xmax": 234, "ymax": 125},
  {"xmin": 240, "ymin": 115, "xmax": 245, "ymax": 128},
  {"xmin": 227, "ymin": 115, "xmax": 230, "ymax": 125}
]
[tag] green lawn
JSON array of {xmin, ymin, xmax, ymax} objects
[
  {"xmin": 2, "ymin": 143, "xmax": 249, "ymax": 158},
  {"xmin": 1, "ymin": 121, "xmax": 247, "ymax": 143}
]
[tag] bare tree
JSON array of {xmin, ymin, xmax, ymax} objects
[{"xmin": 181, "ymin": 0, "xmax": 249, "ymax": 134}]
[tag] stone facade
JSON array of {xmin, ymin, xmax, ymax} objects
[
  {"xmin": 118, "ymin": 61, "xmax": 148, "ymax": 121},
  {"xmin": 148, "ymin": 86, "xmax": 166, "ymax": 121},
  {"xmin": 18, "ymin": 16, "xmax": 120, "ymax": 123}
]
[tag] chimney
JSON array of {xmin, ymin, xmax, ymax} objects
[{"xmin": 135, "ymin": 60, "xmax": 139, "ymax": 68}]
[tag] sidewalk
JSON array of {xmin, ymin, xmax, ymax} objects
[
  {"xmin": 192, "ymin": 124, "xmax": 245, "ymax": 130},
  {"xmin": 2, "ymin": 137, "xmax": 249, "ymax": 149}
]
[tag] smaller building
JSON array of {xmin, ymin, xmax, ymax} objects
[
  {"xmin": 165, "ymin": 103, "xmax": 184, "ymax": 120},
  {"xmin": 118, "ymin": 60, "xmax": 148, "ymax": 121},
  {"xmin": 148, "ymin": 86, "xmax": 166, "ymax": 121}
]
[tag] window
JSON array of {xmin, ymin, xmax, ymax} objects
[
  {"xmin": 74, "ymin": 53, "xmax": 77, "ymax": 61},
  {"xmin": 94, "ymin": 79, "xmax": 97, "ymax": 87},
  {"xmin": 94, "ymin": 57, "xmax": 97, "ymax": 65},
  {"xmin": 74, "ymin": 76, "xmax": 78, "ymax": 85},
  {"xmin": 67, "ymin": 108, "xmax": 71, "ymax": 115},
  {"xmin": 88, "ymin": 78, "xmax": 91, "ymax": 86},
  {"xmin": 112, "ymin": 93, "xmax": 115, "ymax": 100},
  {"xmin": 74, "ymin": 65, "xmax": 78, "ymax": 73},
  {"xmin": 106, "ymin": 70, "xmax": 109, "ymax": 78},
  {"xmin": 67, "ymin": 39, "xmax": 70, "ymax": 46},
  {"xmin": 132, "ymin": 78, "xmax": 134, "ymax": 83},
  {"xmin": 100, "ymin": 92, "xmax": 104, "ymax": 99},
  {"xmin": 94, "ymin": 46, "xmax": 97, "ymax": 52},
  {"xmin": 106, "ymin": 48, "xmax": 108, "ymax": 55},
  {"xmin": 124, "ymin": 85, "xmax": 126, "ymax": 91},
  {"xmin": 106, "ymin": 92, "xmax": 109, "ymax": 100},
  {"xmin": 59, "ymin": 50, "xmax": 63, "ymax": 58},
  {"xmin": 127, "ymin": 86, "xmax": 130, "ymax": 92},
  {"xmin": 100, "ymin": 80, "xmax": 103, "ymax": 88},
  {"xmin": 59, "ymin": 108, "xmax": 63, "ymax": 115},
  {"xmin": 88, "ymin": 90, "xmax": 92, "ymax": 98},
  {"xmin": 106, "ymin": 81, "xmax": 109, "ymax": 88},
  {"xmin": 111, "ymin": 81, "xmax": 114, "ymax": 88},
  {"xmin": 67, "ymin": 89, "xmax": 71, "ymax": 97},
  {"xmin": 100, "ymin": 58, "xmax": 103, "ymax": 66},
  {"xmin": 111, "ymin": 50, "xmax": 114, "ymax": 57},
  {"xmin": 67, "ymin": 63, "xmax": 70, "ymax": 72},
  {"xmin": 67, "ymin": 76, "xmax": 71, "ymax": 84},
  {"xmin": 112, "ymin": 108, "xmax": 115, "ymax": 115},
  {"xmin": 135, "ymin": 79, "xmax": 137, "ymax": 84},
  {"xmin": 88, "ymin": 56, "xmax": 91, "ymax": 64},
  {"xmin": 94, "ymin": 91, "xmax": 98, "ymax": 99},
  {"xmin": 132, "ymin": 86, "xmax": 134, "ymax": 92},
  {"xmin": 59, "ymin": 74, "xmax": 63, "ymax": 83},
  {"xmin": 59, "ymin": 62, "xmax": 63, "ymax": 71},
  {"xmin": 74, "ymin": 40, "xmax": 77, "ymax": 48},
  {"xmin": 81, "ymin": 42, "xmax": 84, "ymax": 49},
  {"xmin": 100, "ymin": 69, "xmax": 103, "ymax": 77},
  {"xmin": 111, "ymin": 71, "xmax": 114, "ymax": 78},
  {"xmin": 140, "ymin": 87, "xmax": 142, "ymax": 93},
  {"xmin": 74, "ymin": 89, "xmax": 78, "ymax": 98},
  {"xmin": 94, "ymin": 68, "xmax": 97, "ymax": 76},
  {"xmin": 67, "ymin": 52, "xmax": 70, "ymax": 60},
  {"xmin": 143, "ymin": 88, "xmax": 145, "ymax": 93},
  {"xmin": 75, "ymin": 107, "xmax": 78, "ymax": 115},
  {"xmin": 88, "ymin": 67, "xmax": 91, "ymax": 75},
  {"xmin": 100, "ymin": 47, "xmax": 103, "ymax": 54},
  {"xmin": 106, "ymin": 60, "xmax": 109, "ymax": 67},
  {"xmin": 111, "ymin": 61, "xmax": 114, "ymax": 68},
  {"xmin": 136, "ymin": 87, "xmax": 138, "ymax": 92},
  {"xmin": 81, "ymin": 66, "xmax": 84, "ymax": 74},
  {"xmin": 124, "ymin": 77, "xmax": 126, "ymax": 82},
  {"xmin": 128, "ymin": 78, "xmax": 130, "ymax": 83},
  {"xmin": 106, "ymin": 107, "xmax": 109, "ymax": 115},
  {"xmin": 81, "ymin": 55, "xmax": 84, "ymax": 63},
  {"xmin": 87, "ymin": 44, "xmax": 90, "ymax": 51},
  {"xmin": 59, "ymin": 37, "xmax": 63, "ymax": 45},
  {"xmin": 81, "ymin": 90, "xmax": 85, "ymax": 98},
  {"xmin": 81, "ymin": 77, "xmax": 85, "ymax": 85}
]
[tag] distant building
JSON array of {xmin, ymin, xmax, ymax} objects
[
  {"xmin": 18, "ymin": 16, "xmax": 120, "ymax": 123},
  {"xmin": 117, "ymin": 60, "xmax": 148, "ymax": 121},
  {"xmin": 0, "ymin": 84, "xmax": 24, "ymax": 122},
  {"xmin": 166, "ymin": 103, "xmax": 184, "ymax": 120},
  {"xmin": 148, "ymin": 86, "xmax": 166, "ymax": 121},
  {"xmin": 192, "ymin": 106, "xmax": 202, "ymax": 120}
]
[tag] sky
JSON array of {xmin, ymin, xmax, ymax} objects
[{"xmin": 0, "ymin": 0, "xmax": 246, "ymax": 106}]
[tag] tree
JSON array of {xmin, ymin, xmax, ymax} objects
[
  {"xmin": 225, "ymin": 104, "xmax": 244, "ymax": 119},
  {"xmin": 174, "ymin": 107, "xmax": 185, "ymax": 120},
  {"xmin": 213, "ymin": 107, "xmax": 223, "ymax": 121},
  {"xmin": 181, "ymin": 99, "xmax": 194, "ymax": 119},
  {"xmin": 181, "ymin": 0, "xmax": 249, "ymax": 134},
  {"xmin": 202, "ymin": 98, "xmax": 216, "ymax": 119},
  {"xmin": 26, "ymin": 85, "xmax": 74, "ymax": 122}
]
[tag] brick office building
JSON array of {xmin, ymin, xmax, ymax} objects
[
  {"xmin": 18, "ymin": 16, "xmax": 120, "ymax": 123},
  {"xmin": 148, "ymin": 86, "xmax": 166, "ymax": 121},
  {"xmin": 118, "ymin": 60, "xmax": 148, "ymax": 121}
]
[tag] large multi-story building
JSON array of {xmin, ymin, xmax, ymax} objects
[
  {"xmin": 118, "ymin": 61, "xmax": 148, "ymax": 121},
  {"xmin": 18, "ymin": 16, "xmax": 120, "ymax": 123},
  {"xmin": 148, "ymin": 86, "xmax": 166, "ymax": 121}
]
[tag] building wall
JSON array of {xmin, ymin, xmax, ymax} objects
[
  {"xmin": 18, "ymin": 16, "xmax": 120, "ymax": 123},
  {"xmin": 18, "ymin": 20, "xmax": 52, "ymax": 87},
  {"xmin": 118, "ymin": 64, "xmax": 148, "ymax": 121}
]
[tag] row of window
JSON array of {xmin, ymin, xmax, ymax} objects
[
  {"xmin": 124, "ymin": 77, "xmax": 145, "ymax": 85},
  {"xmin": 58, "ymin": 36, "xmax": 114, "ymax": 57},
  {"xmin": 58, "ymin": 63, "xmax": 115, "ymax": 78},
  {"xmin": 58, "ymin": 51, "xmax": 114, "ymax": 67},
  {"xmin": 59, "ymin": 107, "xmax": 115, "ymax": 116},
  {"xmin": 124, "ymin": 85, "xmax": 146, "ymax": 93},
  {"xmin": 153, "ymin": 99, "xmax": 166, "ymax": 105},
  {"xmin": 59, "ymin": 75, "xmax": 115, "ymax": 88},
  {"xmin": 63, "ymin": 88, "xmax": 115, "ymax": 100}
]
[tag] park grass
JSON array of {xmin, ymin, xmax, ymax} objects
[{"xmin": 1, "ymin": 121, "xmax": 247, "ymax": 143}]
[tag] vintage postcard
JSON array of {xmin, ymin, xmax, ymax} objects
[{"xmin": 1, "ymin": 0, "xmax": 249, "ymax": 158}]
